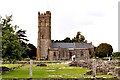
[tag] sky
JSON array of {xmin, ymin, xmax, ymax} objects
[{"xmin": 0, "ymin": 0, "xmax": 119, "ymax": 52}]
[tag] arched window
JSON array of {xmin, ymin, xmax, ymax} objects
[
  {"xmin": 54, "ymin": 52, "xmax": 56, "ymax": 56},
  {"xmin": 81, "ymin": 51, "xmax": 83, "ymax": 56},
  {"xmin": 42, "ymin": 35, "xmax": 44, "ymax": 39},
  {"xmin": 63, "ymin": 51, "xmax": 65, "ymax": 57}
]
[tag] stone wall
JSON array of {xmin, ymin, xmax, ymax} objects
[
  {"xmin": 69, "ymin": 60, "xmax": 120, "ymax": 78},
  {"xmin": 48, "ymin": 48, "xmax": 70, "ymax": 60},
  {"xmin": 40, "ymin": 39, "xmax": 51, "ymax": 59},
  {"xmin": 48, "ymin": 48, "xmax": 92, "ymax": 61},
  {"xmin": 115, "ymin": 67, "xmax": 120, "ymax": 77},
  {"xmin": 48, "ymin": 49, "xmax": 59, "ymax": 60},
  {"xmin": 37, "ymin": 11, "xmax": 51, "ymax": 60},
  {"xmin": 75, "ymin": 49, "xmax": 90, "ymax": 60}
]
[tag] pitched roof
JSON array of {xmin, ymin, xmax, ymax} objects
[{"xmin": 51, "ymin": 42, "xmax": 94, "ymax": 49}]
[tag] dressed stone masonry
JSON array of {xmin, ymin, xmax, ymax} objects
[{"xmin": 37, "ymin": 11, "xmax": 94, "ymax": 60}]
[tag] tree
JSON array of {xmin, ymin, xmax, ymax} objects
[
  {"xmin": 16, "ymin": 29, "xmax": 29, "ymax": 42},
  {"xmin": 95, "ymin": 43, "xmax": 113, "ymax": 58},
  {"xmin": 0, "ymin": 17, "xmax": 2, "ymax": 60},
  {"xmin": 1, "ymin": 15, "xmax": 29, "ymax": 63},
  {"xmin": 62, "ymin": 37, "xmax": 71, "ymax": 42},
  {"xmin": 112, "ymin": 52, "xmax": 120, "ymax": 57},
  {"xmin": 16, "ymin": 29, "xmax": 29, "ymax": 58},
  {"xmin": 54, "ymin": 31, "xmax": 87, "ymax": 43},
  {"xmin": 27, "ymin": 43, "xmax": 36, "ymax": 59},
  {"xmin": 72, "ymin": 31, "xmax": 86, "ymax": 43}
]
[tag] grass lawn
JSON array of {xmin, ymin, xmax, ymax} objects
[
  {"xmin": 2, "ymin": 63, "xmax": 116, "ymax": 79},
  {"xmin": 2, "ymin": 63, "xmax": 88, "ymax": 78},
  {"xmin": 0, "ymin": 64, "xmax": 22, "ymax": 68},
  {"xmin": 115, "ymin": 66, "xmax": 120, "ymax": 68}
]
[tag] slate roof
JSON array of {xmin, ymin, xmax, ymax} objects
[{"xmin": 51, "ymin": 42, "xmax": 94, "ymax": 49}]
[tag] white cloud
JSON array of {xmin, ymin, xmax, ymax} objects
[{"xmin": 0, "ymin": 0, "xmax": 119, "ymax": 51}]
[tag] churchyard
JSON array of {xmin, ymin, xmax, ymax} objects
[
  {"xmin": 1, "ymin": 62, "xmax": 88, "ymax": 78},
  {"xmin": 1, "ymin": 60, "xmax": 119, "ymax": 79}
]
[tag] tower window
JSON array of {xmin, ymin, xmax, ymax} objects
[{"xmin": 42, "ymin": 35, "xmax": 44, "ymax": 38}]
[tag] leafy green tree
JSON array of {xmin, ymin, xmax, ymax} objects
[
  {"xmin": 112, "ymin": 52, "xmax": 120, "ymax": 57},
  {"xmin": 72, "ymin": 31, "xmax": 86, "ymax": 43},
  {"xmin": 95, "ymin": 43, "xmax": 113, "ymax": 58},
  {"xmin": 0, "ymin": 17, "xmax": 2, "ymax": 60},
  {"xmin": 16, "ymin": 29, "xmax": 29, "ymax": 42},
  {"xmin": 27, "ymin": 43, "xmax": 36, "ymax": 59},
  {"xmin": 62, "ymin": 37, "xmax": 71, "ymax": 42},
  {"xmin": 54, "ymin": 31, "xmax": 87, "ymax": 43},
  {"xmin": 1, "ymin": 15, "xmax": 29, "ymax": 63},
  {"xmin": 16, "ymin": 29, "xmax": 29, "ymax": 58}
]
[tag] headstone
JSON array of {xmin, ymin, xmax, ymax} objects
[
  {"xmin": 109, "ymin": 57, "xmax": 111, "ymax": 61},
  {"xmin": 71, "ymin": 55, "xmax": 75, "ymax": 61}
]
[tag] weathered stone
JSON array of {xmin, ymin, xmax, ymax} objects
[
  {"xmin": 36, "ymin": 63, "xmax": 47, "ymax": 67},
  {"xmin": 69, "ymin": 61, "xmax": 78, "ymax": 66},
  {"xmin": 36, "ymin": 11, "xmax": 94, "ymax": 61},
  {"xmin": 37, "ymin": 11, "xmax": 51, "ymax": 60},
  {"xmin": 69, "ymin": 60, "xmax": 119, "ymax": 77},
  {"xmin": 115, "ymin": 67, "xmax": 120, "ymax": 77}
]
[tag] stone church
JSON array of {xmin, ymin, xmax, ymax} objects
[{"xmin": 36, "ymin": 11, "xmax": 94, "ymax": 60}]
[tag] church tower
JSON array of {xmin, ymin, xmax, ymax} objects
[{"xmin": 37, "ymin": 11, "xmax": 51, "ymax": 60}]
